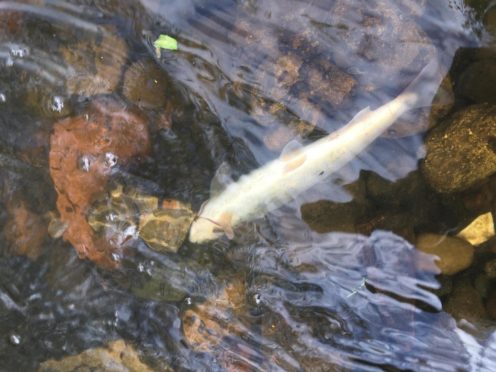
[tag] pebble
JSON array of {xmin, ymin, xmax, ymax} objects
[{"xmin": 416, "ymin": 233, "xmax": 474, "ymax": 275}]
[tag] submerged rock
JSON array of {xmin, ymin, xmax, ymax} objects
[
  {"xmin": 182, "ymin": 277, "xmax": 247, "ymax": 353},
  {"xmin": 3, "ymin": 200, "xmax": 47, "ymax": 260},
  {"xmin": 444, "ymin": 277, "xmax": 487, "ymax": 322},
  {"xmin": 329, "ymin": 0, "xmax": 435, "ymax": 90},
  {"xmin": 49, "ymin": 97, "xmax": 150, "ymax": 268},
  {"xmin": 60, "ymin": 28, "xmax": 128, "ymax": 97},
  {"xmin": 38, "ymin": 339, "xmax": 155, "ymax": 372},
  {"xmin": 300, "ymin": 200, "xmax": 362, "ymax": 234},
  {"xmin": 416, "ymin": 233, "xmax": 474, "ymax": 275},
  {"xmin": 456, "ymin": 212, "xmax": 495, "ymax": 246},
  {"xmin": 453, "ymin": 48, "xmax": 496, "ymax": 104},
  {"xmin": 422, "ymin": 104, "xmax": 496, "ymax": 193},
  {"xmin": 122, "ymin": 59, "xmax": 171, "ymax": 109}
]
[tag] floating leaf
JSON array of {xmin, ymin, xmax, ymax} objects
[{"xmin": 153, "ymin": 34, "xmax": 178, "ymax": 51}]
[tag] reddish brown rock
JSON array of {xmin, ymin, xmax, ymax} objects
[
  {"xmin": 182, "ymin": 278, "xmax": 247, "ymax": 353},
  {"xmin": 39, "ymin": 339, "xmax": 156, "ymax": 372},
  {"xmin": 49, "ymin": 98, "xmax": 149, "ymax": 268},
  {"xmin": 4, "ymin": 200, "xmax": 47, "ymax": 260}
]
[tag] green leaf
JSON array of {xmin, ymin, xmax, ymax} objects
[{"xmin": 153, "ymin": 34, "xmax": 178, "ymax": 51}]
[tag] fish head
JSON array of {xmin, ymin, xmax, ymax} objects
[
  {"xmin": 188, "ymin": 216, "xmax": 225, "ymax": 243},
  {"xmin": 189, "ymin": 210, "xmax": 235, "ymax": 243}
]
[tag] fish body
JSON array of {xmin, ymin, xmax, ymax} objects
[{"xmin": 189, "ymin": 62, "xmax": 442, "ymax": 243}]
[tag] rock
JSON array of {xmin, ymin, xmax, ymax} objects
[
  {"xmin": 122, "ymin": 59, "xmax": 171, "ymax": 109},
  {"xmin": 299, "ymin": 57, "xmax": 357, "ymax": 108},
  {"xmin": 433, "ymin": 275, "xmax": 453, "ymax": 298},
  {"xmin": 38, "ymin": 339, "xmax": 155, "ymax": 372},
  {"xmin": 444, "ymin": 277, "xmax": 487, "ymax": 321},
  {"xmin": 485, "ymin": 290, "xmax": 496, "ymax": 320},
  {"xmin": 49, "ymin": 97, "xmax": 150, "ymax": 268},
  {"xmin": 182, "ymin": 278, "xmax": 247, "ymax": 353},
  {"xmin": 0, "ymin": 11, "xmax": 23, "ymax": 37},
  {"xmin": 3, "ymin": 200, "xmax": 46, "ymax": 260},
  {"xmin": 329, "ymin": 0, "xmax": 436, "ymax": 90},
  {"xmin": 484, "ymin": 4, "xmax": 496, "ymax": 35},
  {"xmin": 422, "ymin": 104, "xmax": 496, "ymax": 193},
  {"xmin": 60, "ymin": 28, "xmax": 128, "ymax": 97},
  {"xmin": 300, "ymin": 200, "xmax": 361, "ymax": 234},
  {"xmin": 456, "ymin": 212, "xmax": 495, "ymax": 246},
  {"xmin": 484, "ymin": 258, "xmax": 496, "ymax": 279},
  {"xmin": 416, "ymin": 233, "xmax": 474, "ymax": 275},
  {"xmin": 356, "ymin": 211, "xmax": 416, "ymax": 243},
  {"xmin": 365, "ymin": 170, "xmax": 426, "ymax": 208},
  {"xmin": 454, "ymin": 48, "xmax": 496, "ymax": 104}
]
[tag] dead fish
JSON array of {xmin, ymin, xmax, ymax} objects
[{"xmin": 189, "ymin": 61, "xmax": 443, "ymax": 243}]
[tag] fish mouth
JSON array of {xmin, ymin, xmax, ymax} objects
[{"xmin": 189, "ymin": 216, "xmax": 224, "ymax": 243}]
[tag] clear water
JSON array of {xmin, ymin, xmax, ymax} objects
[{"xmin": 0, "ymin": 0, "xmax": 495, "ymax": 370}]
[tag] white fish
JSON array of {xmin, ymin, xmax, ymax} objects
[{"xmin": 189, "ymin": 61, "xmax": 443, "ymax": 243}]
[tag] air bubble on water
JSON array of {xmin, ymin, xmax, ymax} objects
[
  {"xmin": 138, "ymin": 262, "xmax": 145, "ymax": 272},
  {"xmin": 123, "ymin": 225, "xmax": 137, "ymax": 239},
  {"xmin": 51, "ymin": 96, "xmax": 64, "ymax": 112},
  {"xmin": 145, "ymin": 266, "xmax": 153, "ymax": 276},
  {"xmin": 9, "ymin": 334, "xmax": 21, "ymax": 345},
  {"xmin": 254, "ymin": 293, "xmax": 262, "ymax": 305},
  {"xmin": 0, "ymin": 93, "xmax": 6, "ymax": 103},
  {"xmin": 106, "ymin": 212, "xmax": 117, "ymax": 222},
  {"xmin": 78, "ymin": 155, "xmax": 92, "ymax": 172},
  {"xmin": 111, "ymin": 253, "xmax": 121, "ymax": 262},
  {"xmin": 105, "ymin": 152, "xmax": 118, "ymax": 168},
  {"xmin": 10, "ymin": 45, "xmax": 28, "ymax": 58}
]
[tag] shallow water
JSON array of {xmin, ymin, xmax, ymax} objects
[{"xmin": 1, "ymin": 0, "xmax": 496, "ymax": 370}]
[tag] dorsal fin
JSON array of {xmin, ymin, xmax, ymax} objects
[
  {"xmin": 280, "ymin": 139, "xmax": 303, "ymax": 160},
  {"xmin": 210, "ymin": 162, "xmax": 234, "ymax": 197},
  {"xmin": 348, "ymin": 106, "xmax": 371, "ymax": 125}
]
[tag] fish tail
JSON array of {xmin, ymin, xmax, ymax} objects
[{"xmin": 401, "ymin": 60, "xmax": 446, "ymax": 110}]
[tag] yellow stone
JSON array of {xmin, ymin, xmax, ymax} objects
[
  {"xmin": 456, "ymin": 212, "xmax": 495, "ymax": 246},
  {"xmin": 416, "ymin": 233, "xmax": 474, "ymax": 275}
]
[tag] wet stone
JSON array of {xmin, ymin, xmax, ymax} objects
[
  {"xmin": 60, "ymin": 28, "xmax": 128, "ymax": 97},
  {"xmin": 456, "ymin": 212, "xmax": 495, "ymax": 246},
  {"xmin": 485, "ymin": 290, "xmax": 496, "ymax": 320},
  {"xmin": 454, "ymin": 48, "xmax": 496, "ymax": 104},
  {"xmin": 365, "ymin": 170, "xmax": 426, "ymax": 209},
  {"xmin": 122, "ymin": 59, "xmax": 171, "ymax": 109},
  {"xmin": 38, "ymin": 339, "xmax": 155, "ymax": 372},
  {"xmin": 329, "ymin": 0, "xmax": 436, "ymax": 90},
  {"xmin": 49, "ymin": 97, "xmax": 150, "ymax": 268},
  {"xmin": 300, "ymin": 200, "xmax": 362, "ymax": 234},
  {"xmin": 181, "ymin": 278, "xmax": 247, "ymax": 354},
  {"xmin": 444, "ymin": 277, "xmax": 487, "ymax": 322},
  {"xmin": 3, "ymin": 200, "xmax": 47, "ymax": 260},
  {"xmin": 484, "ymin": 259, "xmax": 496, "ymax": 279},
  {"xmin": 299, "ymin": 57, "xmax": 357, "ymax": 107},
  {"xmin": 422, "ymin": 104, "xmax": 496, "ymax": 193},
  {"xmin": 484, "ymin": 4, "xmax": 496, "ymax": 35},
  {"xmin": 433, "ymin": 275, "xmax": 453, "ymax": 298},
  {"xmin": 416, "ymin": 233, "xmax": 474, "ymax": 275}
]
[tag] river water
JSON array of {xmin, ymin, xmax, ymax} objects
[{"xmin": 0, "ymin": 0, "xmax": 495, "ymax": 370}]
